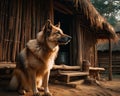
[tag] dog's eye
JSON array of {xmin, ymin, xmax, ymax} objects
[{"xmin": 56, "ymin": 31, "xmax": 61, "ymax": 35}]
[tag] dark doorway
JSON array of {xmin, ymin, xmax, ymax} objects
[{"xmin": 54, "ymin": 10, "xmax": 72, "ymax": 65}]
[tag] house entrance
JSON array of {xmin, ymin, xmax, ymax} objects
[{"xmin": 54, "ymin": 10, "xmax": 72, "ymax": 65}]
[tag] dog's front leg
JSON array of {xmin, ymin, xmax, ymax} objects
[
  {"xmin": 31, "ymin": 70, "xmax": 41, "ymax": 96},
  {"xmin": 43, "ymin": 70, "xmax": 52, "ymax": 96}
]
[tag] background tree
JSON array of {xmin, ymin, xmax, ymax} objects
[{"xmin": 91, "ymin": 0, "xmax": 120, "ymax": 27}]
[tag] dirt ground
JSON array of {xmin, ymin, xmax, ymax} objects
[
  {"xmin": 49, "ymin": 77, "xmax": 120, "ymax": 96},
  {"xmin": 0, "ymin": 76, "xmax": 120, "ymax": 96},
  {"xmin": 50, "ymin": 80, "xmax": 120, "ymax": 96}
]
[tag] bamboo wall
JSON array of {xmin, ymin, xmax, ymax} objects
[
  {"xmin": 0, "ymin": 0, "xmax": 97, "ymax": 67},
  {"xmin": 0, "ymin": 0, "xmax": 53, "ymax": 62}
]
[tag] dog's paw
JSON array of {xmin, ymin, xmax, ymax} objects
[
  {"xmin": 43, "ymin": 92, "xmax": 52, "ymax": 96},
  {"xmin": 38, "ymin": 87, "xmax": 44, "ymax": 91},
  {"xmin": 18, "ymin": 89, "xmax": 26, "ymax": 95},
  {"xmin": 33, "ymin": 92, "xmax": 41, "ymax": 96}
]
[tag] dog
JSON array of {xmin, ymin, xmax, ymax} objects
[{"xmin": 9, "ymin": 20, "xmax": 71, "ymax": 96}]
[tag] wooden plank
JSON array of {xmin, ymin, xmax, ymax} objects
[
  {"xmin": 0, "ymin": 63, "xmax": 16, "ymax": 69},
  {"xmin": 53, "ymin": 65, "xmax": 105, "ymax": 71},
  {"xmin": 53, "ymin": 64, "xmax": 81, "ymax": 70},
  {"xmin": 59, "ymin": 71, "xmax": 89, "ymax": 77},
  {"xmin": 89, "ymin": 67, "xmax": 105, "ymax": 71}
]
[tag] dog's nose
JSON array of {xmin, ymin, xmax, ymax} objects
[
  {"xmin": 65, "ymin": 36, "xmax": 72, "ymax": 42},
  {"xmin": 67, "ymin": 36, "xmax": 72, "ymax": 41}
]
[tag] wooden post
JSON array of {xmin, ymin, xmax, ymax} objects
[
  {"xmin": 108, "ymin": 38, "xmax": 112, "ymax": 81},
  {"xmin": 94, "ymin": 44, "xmax": 97, "ymax": 67}
]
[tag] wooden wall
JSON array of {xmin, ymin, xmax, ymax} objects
[
  {"xmin": 98, "ymin": 51, "xmax": 120, "ymax": 74},
  {"xmin": 82, "ymin": 26, "xmax": 97, "ymax": 67},
  {"xmin": 70, "ymin": 15, "xmax": 97, "ymax": 67},
  {"xmin": 0, "ymin": 0, "xmax": 53, "ymax": 62},
  {"xmin": 0, "ymin": 0, "xmax": 97, "ymax": 67}
]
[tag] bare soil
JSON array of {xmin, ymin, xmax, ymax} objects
[
  {"xmin": 0, "ymin": 77, "xmax": 120, "ymax": 96},
  {"xmin": 49, "ymin": 78, "xmax": 120, "ymax": 96}
]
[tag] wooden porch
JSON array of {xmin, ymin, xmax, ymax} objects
[{"xmin": 0, "ymin": 62, "xmax": 105, "ymax": 84}]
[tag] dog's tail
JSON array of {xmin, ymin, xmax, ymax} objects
[{"xmin": 8, "ymin": 69, "xmax": 20, "ymax": 91}]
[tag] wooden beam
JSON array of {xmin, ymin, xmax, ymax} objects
[
  {"xmin": 54, "ymin": 1, "xmax": 73, "ymax": 15},
  {"xmin": 108, "ymin": 38, "xmax": 112, "ymax": 81}
]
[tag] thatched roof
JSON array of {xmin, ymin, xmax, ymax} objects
[
  {"xmin": 58, "ymin": 0, "xmax": 119, "ymax": 41},
  {"xmin": 74, "ymin": 0, "xmax": 118, "ymax": 40}
]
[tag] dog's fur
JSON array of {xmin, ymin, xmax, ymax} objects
[{"xmin": 9, "ymin": 20, "xmax": 71, "ymax": 96}]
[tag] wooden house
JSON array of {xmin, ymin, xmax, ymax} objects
[
  {"xmin": 97, "ymin": 31, "xmax": 120, "ymax": 75},
  {"xmin": 0, "ymin": 0, "xmax": 118, "ymax": 80}
]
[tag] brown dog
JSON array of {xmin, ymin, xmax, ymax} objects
[{"xmin": 9, "ymin": 20, "xmax": 71, "ymax": 96}]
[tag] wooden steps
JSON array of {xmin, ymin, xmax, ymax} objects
[
  {"xmin": 58, "ymin": 71, "xmax": 89, "ymax": 83},
  {"xmin": 52, "ymin": 65, "xmax": 105, "ymax": 83},
  {"xmin": 51, "ymin": 65, "xmax": 89, "ymax": 83}
]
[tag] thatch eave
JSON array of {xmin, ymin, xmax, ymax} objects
[
  {"xmin": 97, "ymin": 39, "xmax": 120, "ymax": 51},
  {"xmin": 62, "ymin": 0, "xmax": 119, "ymax": 41}
]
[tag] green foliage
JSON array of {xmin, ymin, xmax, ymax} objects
[{"xmin": 91, "ymin": 0, "xmax": 120, "ymax": 26}]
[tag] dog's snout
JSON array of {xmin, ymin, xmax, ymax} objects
[
  {"xmin": 58, "ymin": 35, "xmax": 72, "ymax": 44},
  {"xmin": 64, "ymin": 36, "xmax": 71, "ymax": 42}
]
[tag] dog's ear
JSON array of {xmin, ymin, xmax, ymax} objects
[
  {"xmin": 43, "ymin": 20, "xmax": 52, "ymax": 37},
  {"xmin": 55, "ymin": 22, "xmax": 60, "ymax": 28},
  {"xmin": 45, "ymin": 20, "xmax": 52, "ymax": 30}
]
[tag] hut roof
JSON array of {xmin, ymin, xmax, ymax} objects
[
  {"xmin": 75, "ymin": 0, "xmax": 118, "ymax": 40},
  {"xmin": 56, "ymin": 0, "xmax": 119, "ymax": 41}
]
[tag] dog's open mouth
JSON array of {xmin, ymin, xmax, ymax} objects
[{"xmin": 58, "ymin": 36, "xmax": 72, "ymax": 45}]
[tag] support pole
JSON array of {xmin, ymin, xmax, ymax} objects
[{"xmin": 108, "ymin": 38, "xmax": 112, "ymax": 81}]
